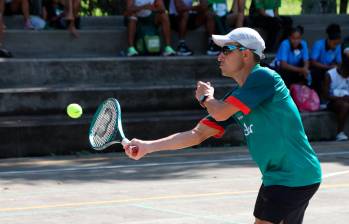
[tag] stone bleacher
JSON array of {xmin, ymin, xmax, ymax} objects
[{"xmin": 0, "ymin": 15, "xmax": 348, "ymax": 158}]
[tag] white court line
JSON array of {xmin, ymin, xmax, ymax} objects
[
  {"xmin": 317, "ymin": 151, "xmax": 349, "ymax": 156},
  {"xmin": 133, "ymin": 204, "xmax": 244, "ymax": 224},
  {"xmin": 323, "ymin": 170, "xmax": 349, "ymax": 178},
  {"xmin": 0, "ymin": 157, "xmax": 253, "ymax": 175},
  {"xmin": 0, "ymin": 151, "xmax": 348, "ymax": 176}
]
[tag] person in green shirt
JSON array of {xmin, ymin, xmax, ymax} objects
[
  {"xmin": 249, "ymin": 0, "xmax": 292, "ymax": 52},
  {"xmin": 124, "ymin": 27, "xmax": 322, "ymax": 224}
]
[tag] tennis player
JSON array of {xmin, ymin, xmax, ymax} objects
[{"xmin": 124, "ymin": 27, "xmax": 322, "ymax": 224}]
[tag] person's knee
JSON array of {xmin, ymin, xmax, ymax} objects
[
  {"xmin": 127, "ymin": 16, "xmax": 137, "ymax": 26},
  {"xmin": 158, "ymin": 12, "xmax": 169, "ymax": 22},
  {"xmin": 178, "ymin": 11, "xmax": 189, "ymax": 21}
]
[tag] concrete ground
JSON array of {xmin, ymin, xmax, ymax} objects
[{"xmin": 0, "ymin": 141, "xmax": 348, "ymax": 224}]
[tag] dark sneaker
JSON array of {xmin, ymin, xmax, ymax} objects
[
  {"xmin": 207, "ymin": 40, "xmax": 220, "ymax": 56},
  {"xmin": 0, "ymin": 48, "xmax": 13, "ymax": 58},
  {"xmin": 176, "ymin": 42, "xmax": 193, "ymax": 56}
]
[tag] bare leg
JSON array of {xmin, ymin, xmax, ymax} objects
[
  {"xmin": 0, "ymin": 0, "xmax": 4, "ymax": 45},
  {"xmin": 127, "ymin": 16, "xmax": 137, "ymax": 47},
  {"xmin": 235, "ymin": 0, "xmax": 245, "ymax": 27},
  {"xmin": 330, "ymin": 100, "xmax": 349, "ymax": 134},
  {"xmin": 64, "ymin": 0, "xmax": 79, "ymax": 37},
  {"xmin": 64, "ymin": 0, "xmax": 74, "ymax": 20},
  {"xmin": 155, "ymin": 12, "xmax": 171, "ymax": 45},
  {"xmin": 177, "ymin": 11, "xmax": 189, "ymax": 40},
  {"xmin": 20, "ymin": 0, "xmax": 30, "ymax": 21},
  {"xmin": 72, "ymin": 0, "xmax": 81, "ymax": 18},
  {"xmin": 194, "ymin": 6, "xmax": 215, "ymax": 36},
  {"xmin": 205, "ymin": 10, "xmax": 215, "ymax": 36}
]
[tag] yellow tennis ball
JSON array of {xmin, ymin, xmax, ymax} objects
[{"xmin": 66, "ymin": 103, "xmax": 83, "ymax": 119}]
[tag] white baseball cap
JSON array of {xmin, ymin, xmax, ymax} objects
[{"xmin": 212, "ymin": 27, "xmax": 266, "ymax": 59}]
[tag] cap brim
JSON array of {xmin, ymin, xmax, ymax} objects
[{"xmin": 212, "ymin": 34, "xmax": 231, "ymax": 47}]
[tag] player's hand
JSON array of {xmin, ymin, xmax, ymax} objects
[
  {"xmin": 124, "ymin": 138, "xmax": 150, "ymax": 160},
  {"xmin": 195, "ymin": 81, "xmax": 214, "ymax": 105}
]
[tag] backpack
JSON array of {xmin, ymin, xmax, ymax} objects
[
  {"xmin": 290, "ymin": 84, "xmax": 320, "ymax": 112},
  {"xmin": 136, "ymin": 23, "xmax": 161, "ymax": 55}
]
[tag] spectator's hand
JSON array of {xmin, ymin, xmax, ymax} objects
[
  {"xmin": 143, "ymin": 3, "xmax": 156, "ymax": 11},
  {"xmin": 342, "ymin": 95, "xmax": 349, "ymax": 102},
  {"xmin": 124, "ymin": 138, "xmax": 151, "ymax": 160},
  {"xmin": 300, "ymin": 67, "xmax": 310, "ymax": 77},
  {"xmin": 195, "ymin": 81, "xmax": 214, "ymax": 105}
]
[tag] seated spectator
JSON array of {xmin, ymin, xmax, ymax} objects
[
  {"xmin": 322, "ymin": 51, "xmax": 349, "ymax": 141},
  {"xmin": 248, "ymin": 0, "xmax": 292, "ymax": 52},
  {"xmin": 3, "ymin": 0, "xmax": 33, "ymax": 29},
  {"xmin": 42, "ymin": 0, "xmax": 81, "ymax": 38},
  {"xmin": 168, "ymin": 0, "xmax": 220, "ymax": 56},
  {"xmin": 310, "ymin": 23, "xmax": 342, "ymax": 98},
  {"xmin": 211, "ymin": 0, "xmax": 245, "ymax": 34},
  {"xmin": 274, "ymin": 26, "xmax": 310, "ymax": 88},
  {"xmin": 124, "ymin": 0, "xmax": 176, "ymax": 57}
]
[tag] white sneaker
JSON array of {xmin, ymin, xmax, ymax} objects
[{"xmin": 336, "ymin": 132, "xmax": 348, "ymax": 141}]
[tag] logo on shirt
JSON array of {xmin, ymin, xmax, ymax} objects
[{"xmin": 243, "ymin": 123, "xmax": 254, "ymax": 136}]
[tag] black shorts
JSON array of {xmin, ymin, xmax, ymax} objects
[{"xmin": 254, "ymin": 183, "xmax": 320, "ymax": 224}]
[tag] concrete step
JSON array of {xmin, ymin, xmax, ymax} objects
[
  {"xmin": 2, "ymin": 28, "xmax": 349, "ymax": 58},
  {"xmin": 3, "ymin": 16, "xmax": 124, "ymax": 29},
  {"xmin": 290, "ymin": 14, "xmax": 349, "ymax": 26},
  {"xmin": 0, "ymin": 81, "xmax": 233, "ymax": 115},
  {"xmin": 4, "ymin": 15, "xmax": 349, "ymax": 29},
  {"xmin": 0, "ymin": 57, "xmax": 224, "ymax": 88},
  {"xmin": 0, "ymin": 110, "xmax": 344, "ymax": 158},
  {"xmin": 2, "ymin": 15, "xmax": 348, "ymax": 58},
  {"xmin": 2, "ymin": 29, "xmax": 127, "ymax": 58},
  {"xmin": 1, "ymin": 29, "xmax": 211, "ymax": 57},
  {"xmin": 0, "ymin": 111, "xmax": 231, "ymax": 158}
]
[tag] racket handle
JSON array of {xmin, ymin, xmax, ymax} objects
[{"xmin": 121, "ymin": 138, "xmax": 139, "ymax": 156}]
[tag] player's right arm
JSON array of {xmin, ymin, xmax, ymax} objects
[{"xmin": 124, "ymin": 122, "xmax": 220, "ymax": 160}]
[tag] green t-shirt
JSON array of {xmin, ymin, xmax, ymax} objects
[
  {"xmin": 254, "ymin": 0, "xmax": 281, "ymax": 10},
  {"xmin": 201, "ymin": 64, "xmax": 322, "ymax": 187}
]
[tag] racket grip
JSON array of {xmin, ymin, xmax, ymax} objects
[
  {"xmin": 121, "ymin": 138, "xmax": 130, "ymax": 146},
  {"xmin": 121, "ymin": 138, "xmax": 139, "ymax": 156}
]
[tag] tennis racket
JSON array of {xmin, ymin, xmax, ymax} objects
[{"xmin": 89, "ymin": 98, "xmax": 138, "ymax": 154}]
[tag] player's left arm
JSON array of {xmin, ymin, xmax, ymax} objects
[
  {"xmin": 202, "ymin": 97, "xmax": 240, "ymax": 121},
  {"xmin": 196, "ymin": 70, "xmax": 276, "ymax": 122},
  {"xmin": 196, "ymin": 81, "xmax": 239, "ymax": 121}
]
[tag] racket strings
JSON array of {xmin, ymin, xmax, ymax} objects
[{"xmin": 91, "ymin": 101, "xmax": 118, "ymax": 147}]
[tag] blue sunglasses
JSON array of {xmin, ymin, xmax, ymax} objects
[{"xmin": 221, "ymin": 45, "xmax": 247, "ymax": 55}]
